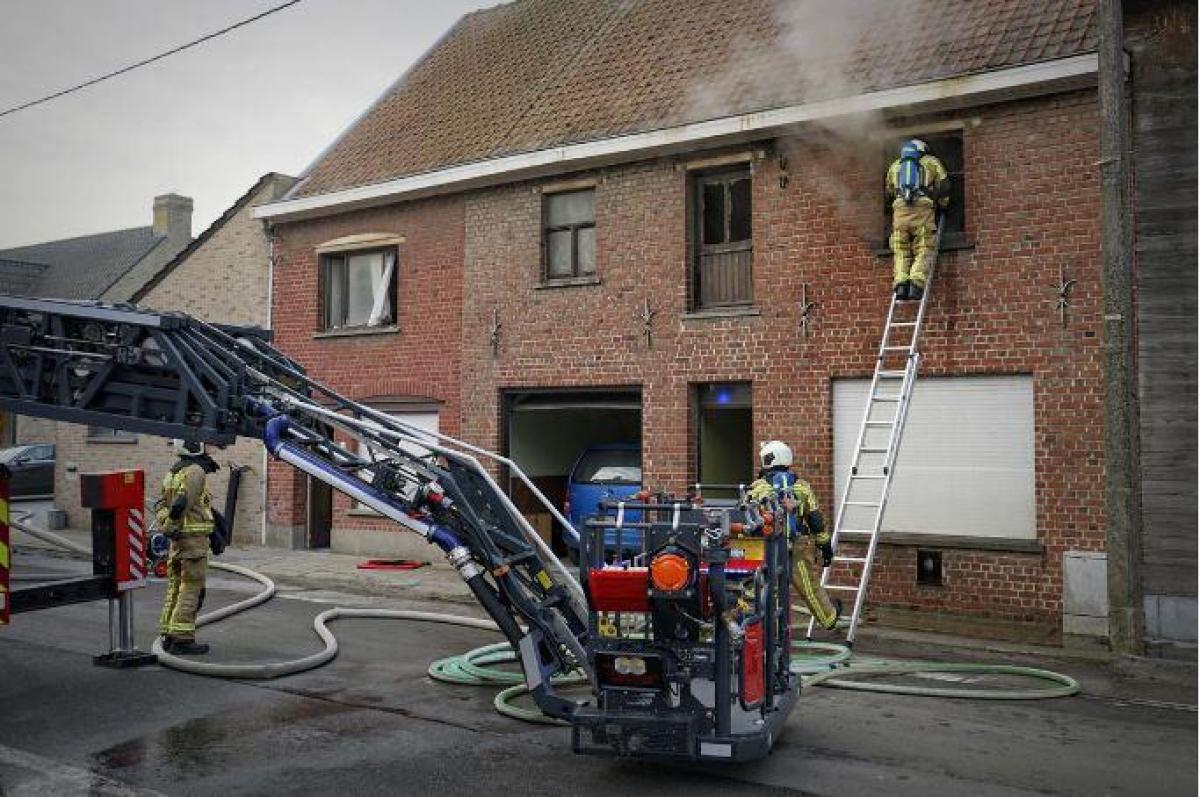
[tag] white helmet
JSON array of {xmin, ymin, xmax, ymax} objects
[
  {"xmin": 759, "ymin": 440, "xmax": 793, "ymax": 469},
  {"xmin": 170, "ymin": 439, "xmax": 204, "ymax": 456},
  {"xmin": 907, "ymin": 138, "xmax": 928, "ymax": 154}
]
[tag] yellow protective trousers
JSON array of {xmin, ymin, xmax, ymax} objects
[
  {"xmin": 792, "ymin": 535, "xmax": 838, "ymax": 630},
  {"xmin": 158, "ymin": 534, "xmax": 209, "ymax": 639},
  {"xmin": 889, "ymin": 202, "xmax": 937, "ymax": 288}
]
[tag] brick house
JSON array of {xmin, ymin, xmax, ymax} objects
[
  {"xmin": 48, "ymin": 174, "xmax": 296, "ymax": 542},
  {"xmin": 255, "ymin": 0, "xmax": 1195, "ymax": 653}
]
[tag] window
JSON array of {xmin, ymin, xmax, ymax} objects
[
  {"xmin": 542, "ymin": 189, "xmax": 596, "ymax": 281},
  {"xmin": 833, "ymin": 375, "xmax": 1035, "ymax": 539},
  {"xmin": 884, "ymin": 130, "xmax": 965, "ymax": 243},
  {"xmin": 692, "ymin": 167, "xmax": 753, "ymax": 309},
  {"xmin": 321, "ymin": 248, "xmax": 397, "ymax": 330},
  {"xmin": 694, "ymin": 382, "xmax": 752, "ymax": 494},
  {"xmin": 87, "ymin": 425, "xmax": 136, "ymax": 442}
]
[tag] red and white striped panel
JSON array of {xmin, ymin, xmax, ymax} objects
[{"xmin": 126, "ymin": 507, "xmax": 146, "ymax": 586}]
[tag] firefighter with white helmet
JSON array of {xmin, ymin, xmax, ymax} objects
[
  {"xmin": 156, "ymin": 439, "xmax": 219, "ymax": 655},
  {"xmin": 747, "ymin": 440, "xmax": 841, "ymax": 630},
  {"xmin": 886, "ymin": 138, "xmax": 950, "ymax": 301}
]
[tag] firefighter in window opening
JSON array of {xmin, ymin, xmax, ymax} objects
[
  {"xmin": 156, "ymin": 439, "xmax": 220, "ymax": 655},
  {"xmin": 748, "ymin": 440, "xmax": 842, "ymax": 630},
  {"xmin": 886, "ymin": 138, "xmax": 950, "ymax": 302}
]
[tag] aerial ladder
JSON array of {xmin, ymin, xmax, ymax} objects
[
  {"xmin": 0, "ymin": 294, "xmax": 796, "ymax": 761},
  {"xmin": 807, "ymin": 222, "xmax": 944, "ymax": 644}
]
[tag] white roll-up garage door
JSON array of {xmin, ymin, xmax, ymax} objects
[{"xmin": 833, "ymin": 375, "xmax": 1035, "ymax": 539}]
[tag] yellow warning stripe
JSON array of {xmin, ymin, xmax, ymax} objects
[
  {"xmin": 0, "ymin": 539, "xmax": 8, "ymax": 571},
  {"xmin": 0, "ymin": 496, "xmax": 8, "ymax": 523}
]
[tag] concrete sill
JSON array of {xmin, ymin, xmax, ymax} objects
[
  {"xmin": 346, "ymin": 508, "xmax": 384, "ymax": 518},
  {"xmin": 313, "ymin": 325, "xmax": 399, "ymax": 340},
  {"xmin": 535, "ymin": 276, "xmax": 602, "ymax": 290},
  {"xmin": 681, "ymin": 306, "xmax": 761, "ymax": 321},
  {"xmin": 838, "ymin": 531, "xmax": 1043, "ymax": 554},
  {"xmin": 85, "ymin": 437, "xmax": 138, "ymax": 445}
]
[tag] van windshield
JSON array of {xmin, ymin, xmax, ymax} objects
[{"xmin": 574, "ymin": 449, "xmax": 641, "ymax": 484}]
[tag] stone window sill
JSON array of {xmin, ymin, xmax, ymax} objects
[
  {"xmin": 681, "ymin": 306, "xmax": 761, "ymax": 321},
  {"xmin": 535, "ymin": 276, "xmax": 601, "ymax": 290},
  {"xmin": 837, "ymin": 530, "xmax": 1043, "ymax": 554},
  {"xmin": 313, "ymin": 325, "xmax": 399, "ymax": 340},
  {"xmin": 86, "ymin": 437, "xmax": 138, "ymax": 445},
  {"xmin": 347, "ymin": 508, "xmax": 383, "ymax": 517}
]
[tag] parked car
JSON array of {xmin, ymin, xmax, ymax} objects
[
  {"xmin": 0, "ymin": 443, "xmax": 55, "ymax": 498},
  {"xmin": 564, "ymin": 443, "xmax": 642, "ymax": 557}
]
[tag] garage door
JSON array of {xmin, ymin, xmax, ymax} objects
[{"xmin": 833, "ymin": 375, "xmax": 1035, "ymax": 539}]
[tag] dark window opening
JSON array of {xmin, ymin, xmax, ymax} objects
[
  {"xmin": 694, "ymin": 382, "xmax": 753, "ymax": 498},
  {"xmin": 884, "ymin": 131, "xmax": 966, "ymax": 246},
  {"xmin": 916, "ymin": 549, "xmax": 943, "ymax": 586},
  {"xmin": 542, "ymin": 189, "xmax": 596, "ymax": 281},
  {"xmin": 320, "ymin": 247, "xmax": 398, "ymax": 330},
  {"xmin": 692, "ymin": 166, "xmax": 753, "ymax": 309}
]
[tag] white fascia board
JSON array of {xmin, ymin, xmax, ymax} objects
[{"xmin": 254, "ymin": 53, "xmax": 1098, "ymax": 223}]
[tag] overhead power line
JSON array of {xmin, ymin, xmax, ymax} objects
[{"xmin": 0, "ymin": 0, "xmax": 303, "ymax": 119}]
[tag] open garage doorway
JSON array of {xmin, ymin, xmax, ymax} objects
[{"xmin": 502, "ymin": 388, "xmax": 642, "ymax": 553}]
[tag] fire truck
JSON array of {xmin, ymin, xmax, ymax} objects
[{"xmin": 0, "ymin": 294, "xmax": 796, "ymax": 761}]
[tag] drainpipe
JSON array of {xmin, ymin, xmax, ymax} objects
[{"xmin": 1098, "ymin": 0, "xmax": 1144, "ymax": 656}]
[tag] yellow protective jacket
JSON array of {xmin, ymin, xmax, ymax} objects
[
  {"xmin": 747, "ymin": 474, "xmax": 829, "ymax": 545},
  {"xmin": 156, "ymin": 461, "xmax": 214, "ymax": 536},
  {"xmin": 886, "ymin": 154, "xmax": 951, "ymax": 210}
]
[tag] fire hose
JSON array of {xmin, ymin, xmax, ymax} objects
[{"xmin": 9, "ymin": 516, "xmax": 1078, "ymax": 722}]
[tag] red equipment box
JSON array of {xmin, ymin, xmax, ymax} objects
[{"xmin": 80, "ymin": 470, "xmax": 147, "ymax": 592}]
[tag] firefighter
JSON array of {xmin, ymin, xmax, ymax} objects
[
  {"xmin": 886, "ymin": 138, "xmax": 950, "ymax": 301},
  {"xmin": 156, "ymin": 439, "xmax": 219, "ymax": 655},
  {"xmin": 748, "ymin": 440, "xmax": 842, "ymax": 630}
]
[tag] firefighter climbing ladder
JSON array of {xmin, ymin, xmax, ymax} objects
[{"xmin": 807, "ymin": 222, "xmax": 944, "ymax": 644}]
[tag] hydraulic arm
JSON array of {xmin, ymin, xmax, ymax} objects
[{"xmin": 0, "ymin": 295, "xmax": 588, "ymax": 718}]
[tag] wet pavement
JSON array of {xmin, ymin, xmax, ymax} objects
[{"xmin": 1, "ymin": 547, "xmax": 1196, "ymax": 796}]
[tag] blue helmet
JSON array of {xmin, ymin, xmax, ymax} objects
[{"xmin": 900, "ymin": 139, "xmax": 928, "ymax": 160}]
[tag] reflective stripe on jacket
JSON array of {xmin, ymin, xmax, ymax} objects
[{"xmin": 158, "ymin": 462, "xmax": 214, "ymax": 535}]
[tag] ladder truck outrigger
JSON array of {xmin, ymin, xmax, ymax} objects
[{"xmin": 0, "ymin": 294, "xmax": 797, "ymax": 762}]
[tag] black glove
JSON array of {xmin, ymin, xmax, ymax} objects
[{"xmin": 820, "ymin": 542, "xmax": 835, "ymax": 568}]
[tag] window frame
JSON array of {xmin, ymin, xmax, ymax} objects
[
  {"xmin": 882, "ymin": 129, "xmax": 967, "ymax": 247},
  {"xmin": 318, "ymin": 245, "xmax": 399, "ymax": 332},
  {"xmin": 690, "ymin": 165, "xmax": 754, "ymax": 310},
  {"xmin": 541, "ymin": 188, "xmax": 597, "ymax": 282}
]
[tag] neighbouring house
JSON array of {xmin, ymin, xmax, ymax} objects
[
  {"xmin": 45, "ymin": 174, "xmax": 296, "ymax": 543},
  {"xmin": 254, "ymin": 0, "xmax": 1195, "ymax": 656},
  {"xmin": 0, "ymin": 193, "xmax": 195, "ymax": 448}
]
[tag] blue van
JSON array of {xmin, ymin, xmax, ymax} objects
[{"xmin": 564, "ymin": 443, "xmax": 642, "ymax": 555}]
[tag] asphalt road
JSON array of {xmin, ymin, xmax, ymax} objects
[{"xmin": 1, "ymin": 550, "xmax": 1196, "ymax": 797}]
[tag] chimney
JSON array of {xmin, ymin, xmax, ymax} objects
[{"xmin": 152, "ymin": 193, "xmax": 193, "ymax": 240}]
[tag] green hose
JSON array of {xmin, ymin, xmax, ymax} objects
[{"xmin": 428, "ymin": 644, "xmax": 588, "ymax": 725}]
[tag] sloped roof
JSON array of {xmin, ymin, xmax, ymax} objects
[
  {"xmin": 132, "ymin": 173, "xmax": 297, "ymax": 302},
  {"xmin": 0, "ymin": 258, "xmax": 49, "ymax": 296},
  {"xmin": 291, "ymin": 0, "xmax": 1097, "ymax": 199},
  {"xmin": 0, "ymin": 226, "xmax": 167, "ymax": 300}
]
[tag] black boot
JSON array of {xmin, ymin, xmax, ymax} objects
[
  {"xmin": 170, "ymin": 639, "xmax": 209, "ymax": 656},
  {"xmin": 908, "ymin": 283, "xmax": 925, "ymax": 301},
  {"xmin": 894, "ymin": 282, "xmax": 910, "ymax": 300}
]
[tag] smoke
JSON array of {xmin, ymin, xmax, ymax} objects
[{"xmin": 685, "ymin": 0, "xmax": 943, "ymax": 237}]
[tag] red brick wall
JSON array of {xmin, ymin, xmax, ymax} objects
[
  {"xmin": 458, "ymin": 90, "xmax": 1103, "ymax": 628},
  {"xmin": 269, "ymin": 89, "xmax": 1103, "ymax": 628},
  {"xmin": 269, "ymin": 197, "xmax": 464, "ymax": 543}
]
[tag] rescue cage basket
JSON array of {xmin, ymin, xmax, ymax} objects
[{"xmin": 574, "ymin": 497, "xmax": 798, "ymax": 760}]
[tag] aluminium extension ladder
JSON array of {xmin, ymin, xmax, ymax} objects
[{"xmin": 806, "ymin": 222, "xmax": 944, "ymax": 644}]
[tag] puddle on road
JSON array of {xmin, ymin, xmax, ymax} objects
[{"xmin": 91, "ymin": 698, "xmax": 354, "ymax": 782}]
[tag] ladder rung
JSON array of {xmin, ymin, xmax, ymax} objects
[
  {"xmin": 836, "ymin": 529, "xmax": 875, "ymax": 535},
  {"xmin": 864, "ymin": 421, "xmax": 893, "ymax": 426},
  {"xmin": 883, "ymin": 346, "xmax": 912, "ymax": 351},
  {"xmin": 834, "ymin": 556, "xmax": 868, "ymax": 564},
  {"xmin": 890, "ymin": 321, "xmax": 918, "ymax": 327},
  {"xmin": 871, "ymin": 396, "xmax": 900, "ymax": 402},
  {"xmin": 877, "ymin": 370, "xmax": 906, "ymax": 378},
  {"xmin": 825, "ymin": 585, "xmax": 860, "ymax": 592},
  {"xmin": 858, "ymin": 447, "xmax": 889, "ymax": 453},
  {"xmin": 844, "ymin": 501, "xmax": 881, "ymax": 507},
  {"xmin": 850, "ymin": 474, "xmax": 885, "ymax": 480}
]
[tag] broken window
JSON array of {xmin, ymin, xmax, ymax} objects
[
  {"xmin": 542, "ymin": 188, "xmax": 596, "ymax": 281},
  {"xmin": 692, "ymin": 166, "xmax": 753, "ymax": 309},
  {"xmin": 321, "ymin": 248, "xmax": 397, "ymax": 330}
]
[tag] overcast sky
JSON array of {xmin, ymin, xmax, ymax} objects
[{"xmin": 0, "ymin": 0, "xmax": 492, "ymax": 248}]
